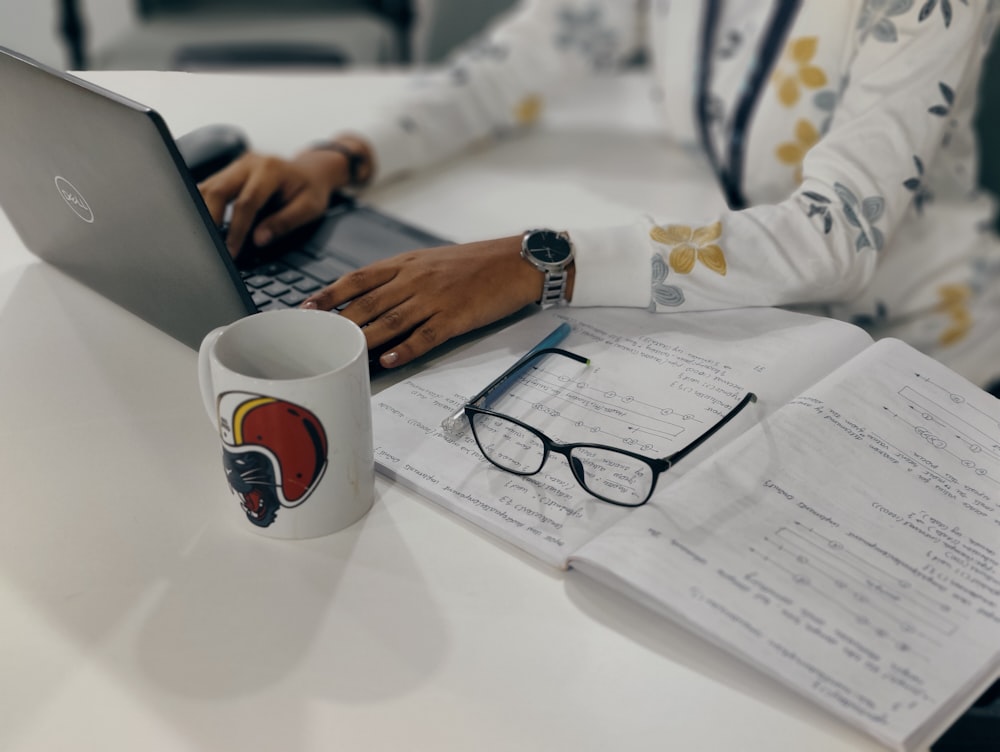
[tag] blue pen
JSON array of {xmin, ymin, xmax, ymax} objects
[{"xmin": 441, "ymin": 321, "xmax": 573, "ymax": 437}]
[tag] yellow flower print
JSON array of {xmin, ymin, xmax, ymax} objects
[
  {"xmin": 776, "ymin": 119, "xmax": 821, "ymax": 183},
  {"xmin": 514, "ymin": 94, "xmax": 543, "ymax": 125},
  {"xmin": 649, "ymin": 221, "xmax": 726, "ymax": 275},
  {"xmin": 773, "ymin": 36, "xmax": 828, "ymax": 107},
  {"xmin": 936, "ymin": 283, "xmax": 973, "ymax": 346}
]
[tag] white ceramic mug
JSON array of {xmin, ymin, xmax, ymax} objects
[{"xmin": 198, "ymin": 309, "xmax": 374, "ymax": 539}]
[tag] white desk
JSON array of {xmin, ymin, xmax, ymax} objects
[{"xmin": 0, "ymin": 71, "xmax": 886, "ymax": 751}]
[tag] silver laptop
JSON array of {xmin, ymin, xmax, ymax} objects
[{"xmin": 0, "ymin": 46, "xmax": 447, "ymax": 351}]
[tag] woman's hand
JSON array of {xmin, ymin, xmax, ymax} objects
[
  {"xmin": 197, "ymin": 147, "xmax": 356, "ymax": 258},
  {"xmin": 302, "ymin": 236, "xmax": 568, "ymax": 369}
]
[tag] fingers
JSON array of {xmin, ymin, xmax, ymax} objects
[
  {"xmin": 299, "ymin": 260, "xmax": 453, "ymax": 367},
  {"xmin": 299, "ymin": 237, "xmax": 535, "ymax": 368},
  {"xmin": 198, "ymin": 155, "xmax": 269, "ymax": 257},
  {"xmin": 342, "ymin": 292, "xmax": 460, "ymax": 369},
  {"xmin": 250, "ymin": 189, "xmax": 328, "ymax": 248},
  {"xmin": 372, "ymin": 315, "xmax": 451, "ymax": 368},
  {"xmin": 197, "ymin": 158, "xmax": 250, "ymax": 225},
  {"xmin": 302, "ymin": 262, "xmax": 403, "ymax": 314},
  {"xmin": 219, "ymin": 158, "xmax": 287, "ymax": 256},
  {"xmin": 197, "ymin": 153, "xmax": 333, "ymax": 258}
]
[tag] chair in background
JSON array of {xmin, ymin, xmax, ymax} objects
[
  {"xmin": 410, "ymin": 0, "xmax": 515, "ymax": 63},
  {"xmin": 60, "ymin": 0, "xmax": 414, "ymax": 71}
]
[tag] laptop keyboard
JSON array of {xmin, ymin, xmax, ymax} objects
[
  {"xmin": 234, "ymin": 201, "xmax": 449, "ymax": 313},
  {"xmin": 240, "ymin": 250, "xmax": 354, "ymax": 310}
]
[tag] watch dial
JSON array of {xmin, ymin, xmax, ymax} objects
[{"xmin": 526, "ymin": 231, "xmax": 572, "ymax": 263}]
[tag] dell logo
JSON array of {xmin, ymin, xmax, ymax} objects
[{"xmin": 54, "ymin": 176, "xmax": 94, "ymax": 223}]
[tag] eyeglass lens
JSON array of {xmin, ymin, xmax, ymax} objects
[
  {"xmin": 470, "ymin": 412, "xmax": 547, "ymax": 473},
  {"xmin": 469, "ymin": 412, "xmax": 655, "ymax": 506}
]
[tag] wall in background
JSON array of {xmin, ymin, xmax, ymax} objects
[
  {"xmin": 414, "ymin": 0, "xmax": 515, "ymax": 62},
  {"xmin": 0, "ymin": 0, "xmax": 135, "ymax": 68}
]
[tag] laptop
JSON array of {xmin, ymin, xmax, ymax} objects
[{"xmin": 0, "ymin": 45, "xmax": 449, "ymax": 354}]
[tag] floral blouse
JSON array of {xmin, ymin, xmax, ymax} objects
[{"xmin": 360, "ymin": 0, "xmax": 1000, "ymax": 386}]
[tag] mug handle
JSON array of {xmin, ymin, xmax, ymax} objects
[{"xmin": 197, "ymin": 326, "xmax": 226, "ymax": 424}]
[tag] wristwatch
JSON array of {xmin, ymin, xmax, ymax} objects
[
  {"xmin": 310, "ymin": 140, "xmax": 372, "ymax": 187},
  {"xmin": 520, "ymin": 228, "xmax": 575, "ymax": 309}
]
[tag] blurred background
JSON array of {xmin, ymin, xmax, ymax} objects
[
  {"xmin": 0, "ymin": 0, "xmax": 518, "ymax": 72},
  {"xmin": 2, "ymin": 1, "xmax": 999, "ymax": 210}
]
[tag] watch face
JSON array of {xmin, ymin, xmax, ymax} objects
[{"xmin": 525, "ymin": 230, "xmax": 572, "ymax": 264}]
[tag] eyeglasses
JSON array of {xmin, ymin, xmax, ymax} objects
[{"xmin": 461, "ymin": 347, "xmax": 756, "ymax": 507}]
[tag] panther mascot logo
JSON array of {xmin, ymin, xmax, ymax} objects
[{"xmin": 216, "ymin": 392, "xmax": 328, "ymax": 527}]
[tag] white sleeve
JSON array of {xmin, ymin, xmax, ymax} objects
[
  {"xmin": 571, "ymin": 3, "xmax": 994, "ymax": 313},
  {"xmin": 359, "ymin": 0, "xmax": 646, "ymax": 182}
]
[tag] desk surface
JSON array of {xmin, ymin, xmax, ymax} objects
[{"xmin": 0, "ymin": 70, "xmax": 886, "ymax": 751}]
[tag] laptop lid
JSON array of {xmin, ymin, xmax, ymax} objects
[{"xmin": 0, "ymin": 46, "xmax": 260, "ymax": 349}]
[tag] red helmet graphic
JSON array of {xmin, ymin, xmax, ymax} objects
[{"xmin": 217, "ymin": 392, "xmax": 328, "ymax": 527}]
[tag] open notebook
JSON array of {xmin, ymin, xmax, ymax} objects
[{"xmin": 370, "ymin": 305, "xmax": 1000, "ymax": 752}]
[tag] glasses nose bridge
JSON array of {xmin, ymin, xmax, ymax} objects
[{"xmin": 549, "ymin": 442, "xmax": 587, "ymax": 486}]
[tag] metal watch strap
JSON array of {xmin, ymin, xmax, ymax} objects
[
  {"xmin": 521, "ymin": 228, "xmax": 574, "ymax": 309},
  {"xmin": 539, "ymin": 269, "xmax": 569, "ymax": 309}
]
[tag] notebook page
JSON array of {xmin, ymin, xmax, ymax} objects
[
  {"xmin": 570, "ymin": 338, "xmax": 1000, "ymax": 750},
  {"xmin": 372, "ymin": 307, "xmax": 872, "ymax": 567}
]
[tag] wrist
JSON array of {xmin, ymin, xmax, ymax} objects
[
  {"xmin": 301, "ymin": 135, "xmax": 374, "ymax": 189},
  {"xmin": 293, "ymin": 149, "xmax": 348, "ymax": 196}
]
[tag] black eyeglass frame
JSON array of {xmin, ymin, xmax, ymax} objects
[{"xmin": 462, "ymin": 347, "xmax": 757, "ymax": 507}]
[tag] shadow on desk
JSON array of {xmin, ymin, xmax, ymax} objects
[
  {"xmin": 562, "ymin": 574, "xmax": 879, "ymax": 748},
  {"xmin": 0, "ymin": 263, "xmax": 450, "ymax": 748}
]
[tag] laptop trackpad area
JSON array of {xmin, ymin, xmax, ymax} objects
[{"xmin": 304, "ymin": 204, "xmax": 448, "ymax": 266}]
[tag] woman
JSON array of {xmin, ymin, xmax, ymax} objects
[{"xmin": 199, "ymin": 0, "xmax": 1000, "ymax": 388}]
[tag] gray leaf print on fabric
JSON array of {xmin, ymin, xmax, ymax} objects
[
  {"xmin": 652, "ymin": 253, "xmax": 669, "ymax": 283},
  {"xmin": 918, "ymin": 0, "xmax": 969, "ymax": 28},
  {"xmin": 834, "ymin": 183, "xmax": 862, "ymax": 225},
  {"xmin": 929, "ymin": 82, "xmax": 958, "ymax": 146},
  {"xmin": 834, "ymin": 182, "xmax": 886, "ymax": 251},
  {"xmin": 862, "ymin": 196, "xmax": 885, "ymax": 223},
  {"xmin": 651, "ymin": 255, "xmax": 683, "ymax": 306},
  {"xmin": 814, "ymin": 90, "xmax": 838, "ymax": 111},
  {"xmin": 652, "ymin": 283, "xmax": 685, "ymax": 307},
  {"xmin": 857, "ymin": 0, "xmax": 914, "ymax": 43},
  {"xmin": 555, "ymin": 5, "xmax": 618, "ymax": 69},
  {"xmin": 813, "ymin": 89, "xmax": 837, "ymax": 134},
  {"xmin": 448, "ymin": 42, "xmax": 509, "ymax": 86},
  {"xmin": 903, "ymin": 155, "xmax": 934, "ymax": 214},
  {"xmin": 813, "ymin": 74, "xmax": 849, "ymax": 135},
  {"xmin": 802, "ymin": 190, "xmax": 834, "ymax": 234},
  {"xmin": 928, "ymin": 81, "xmax": 955, "ymax": 116},
  {"xmin": 850, "ymin": 300, "xmax": 890, "ymax": 329},
  {"xmin": 717, "ymin": 29, "xmax": 744, "ymax": 60},
  {"xmin": 705, "ymin": 94, "xmax": 725, "ymax": 126}
]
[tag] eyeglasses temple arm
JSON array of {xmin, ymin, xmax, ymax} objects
[
  {"xmin": 475, "ymin": 348, "xmax": 589, "ymax": 410},
  {"xmin": 664, "ymin": 392, "xmax": 757, "ymax": 466},
  {"xmin": 440, "ymin": 347, "xmax": 589, "ymax": 438}
]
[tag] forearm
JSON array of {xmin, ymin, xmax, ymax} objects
[{"xmin": 357, "ymin": 0, "xmax": 646, "ymax": 184}]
